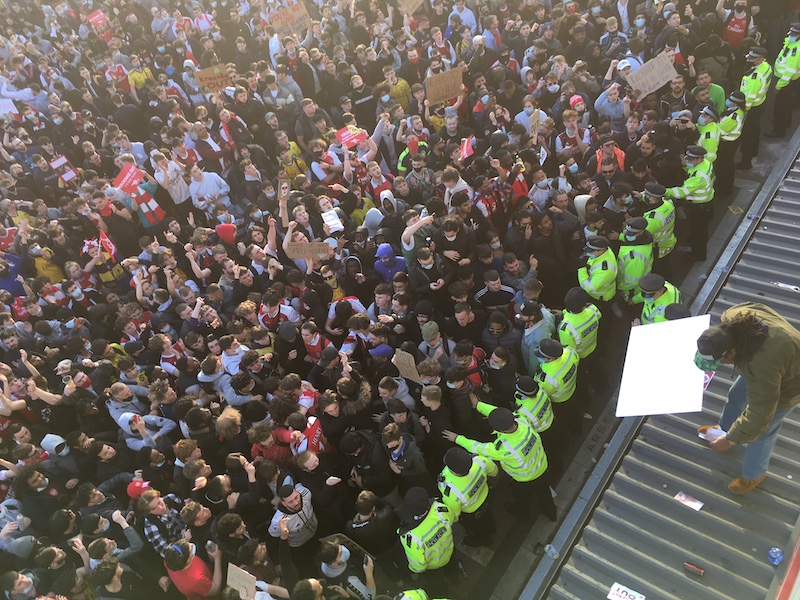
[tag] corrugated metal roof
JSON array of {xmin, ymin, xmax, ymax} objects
[{"xmin": 545, "ymin": 155, "xmax": 800, "ymax": 600}]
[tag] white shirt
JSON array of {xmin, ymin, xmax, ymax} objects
[{"xmin": 617, "ymin": 0, "xmax": 631, "ymax": 33}]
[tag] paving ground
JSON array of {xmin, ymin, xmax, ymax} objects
[{"xmin": 419, "ymin": 101, "xmax": 800, "ymax": 600}]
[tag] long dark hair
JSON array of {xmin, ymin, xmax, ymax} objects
[{"xmin": 725, "ymin": 311, "xmax": 769, "ymax": 365}]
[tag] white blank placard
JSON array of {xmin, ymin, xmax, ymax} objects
[{"xmin": 616, "ymin": 314, "xmax": 711, "ymax": 417}]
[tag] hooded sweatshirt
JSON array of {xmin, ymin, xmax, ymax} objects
[
  {"xmin": 267, "ymin": 484, "xmax": 318, "ymax": 547},
  {"xmin": 118, "ymin": 412, "xmax": 177, "ymax": 453},
  {"xmin": 197, "ymin": 369, "xmax": 253, "ymax": 406}
]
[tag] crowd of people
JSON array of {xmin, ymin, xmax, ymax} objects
[{"xmin": 0, "ymin": 0, "xmax": 793, "ymax": 598}]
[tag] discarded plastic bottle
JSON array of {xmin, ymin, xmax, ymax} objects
[
  {"xmin": 768, "ymin": 547, "xmax": 784, "ymax": 566},
  {"xmin": 544, "ymin": 544, "xmax": 559, "ymax": 560}
]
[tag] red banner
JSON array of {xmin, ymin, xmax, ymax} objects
[
  {"xmin": 336, "ymin": 125, "xmax": 368, "ymax": 149},
  {"xmin": 50, "ymin": 155, "xmax": 80, "ymax": 186},
  {"xmin": 113, "ymin": 162, "xmax": 143, "ymax": 196},
  {"xmin": 88, "ymin": 10, "xmax": 113, "ymax": 45},
  {"xmin": 460, "ymin": 136, "xmax": 475, "ymax": 160}
]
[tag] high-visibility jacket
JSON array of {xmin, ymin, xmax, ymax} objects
[
  {"xmin": 396, "ymin": 590, "xmax": 449, "ymax": 600},
  {"xmin": 535, "ymin": 345, "xmax": 579, "ymax": 403},
  {"xmin": 578, "ymin": 248, "xmax": 618, "ymax": 301},
  {"xmin": 740, "ymin": 60, "xmax": 773, "ymax": 108},
  {"xmin": 455, "ymin": 417, "xmax": 548, "ymax": 482},
  {"xmin": 775, "ymin": 38, "xmax": 800, "ymax": 90},
  {"xmin": 633, "ymin": 281, "xmax": 681, "ymax": 324},
  {"xmin": 616, "ymin": 239, "xmax": 655, "ymax": 294},
  {"xmin": 511, "ymin": 386, "xmax": 554, "ymax": 432},
  {"xmin": 644, "ymin": 200, "xmax": 676, "ymax": 258},
  {"xmin": 665, "ymin": 159, "xmax": 715, "ymax": 204},
  {"xmin": 697, "ymin": 122, "xmax": 721, "ymax": 163},
  {"xmin": 399, "ymin": 501, "xmax": 455, "ymax": 573},
  {"xmin": 438, "ymin": 448, "xmax": 497, "ymax": 515},
  {"xmin": 558, "ymin": 304, "xmax": 601, "ymax": 359},
  {"xmin": 719, "ymin": 107, "xmax": 746, "ymax": 141}
]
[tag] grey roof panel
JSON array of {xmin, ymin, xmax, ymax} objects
[{"xmin": 546, "ymin": 156, "xmax": 800, "ymax": 600}]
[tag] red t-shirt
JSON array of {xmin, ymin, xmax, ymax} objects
[{"xmin": 167, "ymin": 556, "xmax": 213, "ymax": 600}]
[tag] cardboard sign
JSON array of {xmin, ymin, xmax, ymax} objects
[
  {"xmin": 50, "ymin": 155, "xmax": 80, "ymax": 186},
  {"xmin": 321, "ymin": 209, "xmax": 344, "ymax": 233},
  {"xmin": 625, "ymin": 51, "xmax": 678, "ymax": 100},
  {"xmin": 529, "ymin": 110, "xmax": 540, "ymax": 137},
  {"xmin": 278, "ymin": 178, "xmax": 291, "ymax": 227},
  {"xmin": 398, "ymin": 0, "xmax": 425, "ymax": 15},
  {"xmin": 88, "ymin": 9, "xmax": 114, "ymax": 45},
  {"xmin": 0, "ymin": 99, "xmax": 18, "ymax": 121},
  {"xmin": 285, "ymin": 241, "xmax": 330, "ymax": 259},
  {"xmin": 394, "ymin": 349, "xmax": 421, "ymax": 384},
  {"xmin": 195, "ymin": 65, "xmax": 230, "ymax": 94},
  {"xmin": 426, "ymin": 67, "xmax": 463, "ymax": 106},
  {"xmin": 270, "ymin": 2, "xmax": 312, "ymax": 40},
  {"xmin": 336, "ymin": 125, "xmax": 368, "ymax": 149},
  {"xmin": 319, "ymin": 533, "xmax": 375, "ymax": 561},
  {"xmin": 113, "ymin": 162, "xmax": 143, "ymax": 196},
  {"xmin": 459, "ymin": 136, "xmax": 474, "ymax": 160},
  {"xmin": 226, "ymin": 564, "xmax": 256, "ymax": 600}
]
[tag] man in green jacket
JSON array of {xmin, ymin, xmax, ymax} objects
[{"xmin": 695, "ymin": 303, "xmax": 800, "ymax": 494}]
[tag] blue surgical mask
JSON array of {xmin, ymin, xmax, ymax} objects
[
  {"xmin": 568, "ymin": 163, "xmax": 579, "ymax": 173},
  {"xmin": 421, "ymin": 262, "xmax": 433, "ymax": 270},
  {"xmin": 624, "ymin": 195, "xmax": 633, "ymax": 205},
  {"xmin": 339, "ymin": 546, "xmax": 351, "ymax": 563},
  {"xmin": 592, "ymin": 6, "xmax": 601, "ymax": 15},
  {"xmin": 102, "ymin": 519, "xmax": 111, "ymax": 531},
  {"xmin": 671, "ymin": 111, "xmax": 680, "ymax": 119},
  {"xmin": 481, "ymin": 94, "xmax": 490, "ymax": 104},
  {"xmin": 635, "ymin": 18, "xmax": 646, "ymax": 28},
  {"xmin": 381, "ymin": 94, "xmax": 390, "ymax": 103},
  {"xmin": 446, "ymin": 381, "xmax": 457, "ymax": 389},
  {"xmin": 488, "ymin": 363, "xmax": 502, "ymax": 370},
  {"xmin": 791, "ymin": 35, "xmax": 800, "ymax": 43},
  {"xmin": 725, "ymin": 99, "xmax": 735, "ymax": 108},
  {"xmin": 698, "ymin": 116, "xmax": 708, "ymax": 126},
  {"xmin": 624, "ymin": 234, "xmax": 637, "ymax": 242},
  {"xmin": 547, "ymin": 84, "xmax": 559, "ymax": 93},
  {"xmin": 524, "ymin": 107, "xmax": 534, "ymax": 116},
  {"xmin": 252, "ymin": 210, "xmax": 263, "ymax": 220},
  {"xmin": 643, "ymin": 296, "xmax": 655, "ymax": 303}
]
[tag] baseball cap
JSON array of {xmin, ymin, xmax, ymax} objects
[
  {"xmin": 127, "ymin": 480, "xmax": 151, "ymax": 499},
  {"xmin": 318, "ymin": 346, "xmax": 339, "ymax": 368}
]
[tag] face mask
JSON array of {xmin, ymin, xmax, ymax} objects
[
  {"xmin": 791, "ymin": 35, "xmax": 799, "ymax": 43},
  {"xmin": 444, "ymin": 234, "xmax": 457, "ymax": 242},
  {"xmin": 339, "ymin": 546, "xmax": 351, "ymax": 563},
  {"xmin": 20, "ymin": 583, "xmax": 33, "ymax": 595},
  {"xmin": 568, "ymin": 163, "xmax": 579, "ymax": 174},
  {"xmin": 212, "ymin": 33, "xmax": 221, "ymax": 40},
  {"xmin": 409, "ymin": 56, "xmax": 418, "ymax": 64},
  {"xmin": 102, "ymin": 519, "xmax": 111, "ymax": 531},
  {"xmin": 488, "ymin": 362, "xmax": 502, "ymax": 370},
  {"xmin": 547, "ymin": 84, "xmax": 559, "ymax": 93},
  {"xmin": 694, "ymin": 350, "xmax": 722, "ymax": 372},
  {"xmin": 624, "ymin": 195, "xmax": 633, "ymax": 205},
  {"xmin": 523, "ymin": 107, "xmax": 534, "ymax": 117},
  {"xmin": 725, "ymin": 99, "xmax": 735, "ymax": 108},
  {"xmin": 157, "ymin": 46, "xmax": 165, "ymax": 53},
  {"xmin": 635, "ymin": 18, "xmax": 646, "ymax": 27},
  {"xmin": 536, "ymin": 180, "xmax": 549, "ymax": 189},
  {"xmin": 592, "ymin": 6, "xmax": 601, "ymax": 15},
  {"xmin": 481, "ymin": 94, "xmax": 490, "ymax": 104},
  {"xmin": 671, "ymin": 111, "xmax": 681, "ymax": 119},
  {"xmin": 624, "ymin": 234, "xmax": 637, "ymax": 242},
  {"xmin": 455, "ymin": 359, "xmax": 467, "ymax": 365},
  {"xmin": 381, "ymin": 94, "xmax": 390, "ymax": 103},
  {"xmin": 734, "ymin": 4, "xmax": 746, "ymax": 11},
  {"xmin": 490, "ymin": 241, "xmax": 502, "ymax": 249},
  {"xmin": 420, "ymin": 379, "xmax": 431, "ymax": 385},
  {"xmin": 266, "ymin": 191, "xmax": 276, "ymax": 198},
  {"xmin": 218, "ymin": 214, "xmax": 231, "ymax": 223},
  {"xmin": 252, "ymin": 210, "xmax": 263, "ymax": 220},
  {"xmin": 446, "ymin": 381, "xmax": 457, "ymax": 389},
  {"xmin": 421, "ymin": 262, "xmax": 433, "ymax": 269},
  {"xmin": 698, "ymin": 116, "xmax": 708, "ymax": 126},
  {"xmin": 70, "ymin": 288, "xmax": 83, "ymax": 299},
  {"xmin": 52, "ymin": 117, "xmax": 62, "ymax": 125},
  {"xmin": 643, "ymin": 296, "xmax": 655, "ymax": 303},
  {"xmin": 190, "ymin": 543, "xmax": 197, "ymax": 555},
  {"xmin": 35, "ymin": 477, "xmax": 49, "ymax": 492}
]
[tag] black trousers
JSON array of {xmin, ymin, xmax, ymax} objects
[
  {"xmin": 687, "ymin": 202, "xmax": 713, "ymax": 262},
  {"xmin": 772, "ymin": 81, "xmax": 799, "ymax": 134},
  {"xmin": 740, "ymin": 102, "xmax": 766, "ymax": 162},
  {"xmin": 460, "ymin": 497, "xmax": 496, "ymax": 542},
  {"xmin": 716, "ymin": 138, "xmax": 740, "ymax": 195},
  {"xmin": 510, "ymin": 467, "xmax": 557, "ymax": 521}
]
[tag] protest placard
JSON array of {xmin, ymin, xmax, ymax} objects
[
  {"xmin": 50, "ymin": 155, "xmax": 80, "ymax": 186},
  {"xmin": 394, "ymin": 349, "xmax": 422, "ymax": 384},
  {"xmin": 426, "ymin": 67, "xmax": 463, "ymax": 106},
  {"xmin": 113, "ymin": 162, "xmax": 143, "ymax": 195},
  {"xmin": 336, "ymin": 125, "xmax": 368, "ymax": 149},
  {"xmin": 398, "ymin": 0, "xmax": 425, "ymax": 15},
  {"xmin": 285, "ymin": 241, "xmax": 331, "ymax": 259},
  {"xmin": 460, "ymin": 136, "xmax": 474, "ymax": 160},
  {"xmin": 529, "ymin": 110, "xmax": 540, "ymax": 136},
  {"xmin": 625, "ymin": 51, "xmax": 678, "ymax": 100},
  {"xmin": 87, "ymin": 9, "xmax": 114, "ymax": 45},
  {"xmin": 278, "ymin": 179, "xmax": 291, "ymax": 227},
  {"xmin": 321, "ymin": 209, "xmax": 344, "ymax": 233},
  {"xmin": 271, "ymin": 2, "xmax": 311, "ymax": 40},
  {"xmin": 0, "ymin": 99, "xmax": 18, "ymax": 121},
  {"xmin": 195, "ymin": 65, "xmax": 230, "ymax": 94},
  {"xmin": 226, "ymin": 564, "xmax": 256, "ymax": 600}
]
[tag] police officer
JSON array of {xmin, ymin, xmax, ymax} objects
[
  {"xmin": 513, "ymin": 375, "xmax": 564, "ymax": 474},
  {"xmin": 398, "ymin": 487, "xmax": 456, "ymax": 596},
  {"xmin": 631, "ymin": 273, "xmax": 681, "ymax": 325},
  {"xmin": 664, "ymin": 145, "xmax": 714, "ymax": 262},
  {"xmin": 697, "ymin": 105, "xmax": 720, "ymax": 163},
  {"xmin": 394, "ymin": 590, "xmax": 449, "ymax": 600},
  {"xmin": 578, "ymin": 235, "xmax": 618, "ymax": 319},
  {"xmin": 767, "ymin": 24, "xmax": 800, "ymax": 139},
  {"xmin": 716, "ymin": 91, "xmax": 747, "ymax": 196},
  {"xmin": 560, "ymin": 286, "xmax": 603, "ymax": 391},
  {"xmin": 616, "ymin": 217, "xmax": 655, "ymax": 303},
  {"xmin": 642, "ymin": 183, "xmax": 676, "ymax": 279},
  {"xmin": 535, "ymin": 338, "xmax": 582, "ymax": 437},
  {"xmin": 737, "ymin": 47, "xmax": 773, "ymax": 170},
  {"xmin": 443, "ymin": 407, "xmax": 556, "ymax": 521},
  {"xmin": 437, "ymin": 446, "xmax": 497, "ymax": 547}
]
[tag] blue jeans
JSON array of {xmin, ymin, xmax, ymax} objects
[{"xmin": 720, "ymin": 376, "xmax": 796, "ymax": 479}]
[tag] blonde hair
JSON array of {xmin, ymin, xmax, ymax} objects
[{"xmin": 216, "ymin": 406, "xmax": 242, "ymax": 440}]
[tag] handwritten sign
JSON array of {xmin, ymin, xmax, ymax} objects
[
  {"xmin": 529, "ymin": 110, "xmax": 540, "ymax": 136},
  {"xmin": 625, "ymin": 51, "xmax": 678, "ymax": 100},
  {"xmin": 195, "ymin": 65, "xmax": 230, "ymax": 94},
  {"xmin": 426, "ymin": 67, "xmax": 463, "ymax": 106},
  {"xmin": 113, "ymin": 162, "xmax": 143, "ymax": 195},
  {"xmin": 336, "ymin": 125, "xmax": 368, "ymax": 149},
  {"xmin": 226, "ymin": 564, "xmax": 256, "ymax": 600},
  {"xmin": 285, "ymin": 241, "xmax": 330, "ymax": 259},
  {"xmin": 398, "ymin": 0, "xmax": 425, "ymax": 15},
  {"xmin": 50, "ymin": 155, "xmax": 79, "ymax": 186},
  {"xmin": 270, "ymin": 2, "xmax": 311, "ymax": 40},
  {"xmin": 394, "ymin": 349, "xmax": 422, "ymax": 384}
]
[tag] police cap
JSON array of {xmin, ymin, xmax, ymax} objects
[
  {"xmin": 487, "ymin": 407, "xmax": 516, "ymax": 432},
  {"xmin": 405, "ymin": 487, "xmax": 431, "ymax": 517},
  {"xmin": 585, "ymin": 235, "xmax": 610, "ymax": 251},
  {"xmin": 564, "ymin": 287, "xmax": 590, "ymax": 313},
  {"xmin": 644, "ymin": 182, "xmax": 667, "ymax": 197},
  {"xmin": 444, "ymin": 447, "xmax": 473, "ymax": 475},
  {"xmin": 639, "ymin": 273, "xmax": 666, "ymax": 293},
  {"xmin": 623, "ymin": 217, "xmax": 648, "ymax": 235},
  {"xmin": 535, "ymin": 338, "xmax": 564, "ymax": 360},
  {"xmin": 685, "ymin": 145, "xmax": 707, "ymax": 159}
]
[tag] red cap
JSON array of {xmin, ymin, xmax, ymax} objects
[
  {"xmin": 215, "ymin": 223, "xmax": 236, "ymax": 245},
  {"xmin": 127, "ymin": 480, "xmax": 151, "ymax": 499}
]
